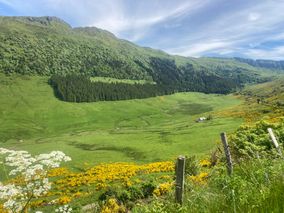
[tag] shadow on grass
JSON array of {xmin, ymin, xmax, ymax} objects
[
  {"xmin": 69, "ymin": 142, "xmax": 146, "ymax": 161},
  {"xmin": 169, "ymin": 102, "xmax": 213, "ymax": 115}
]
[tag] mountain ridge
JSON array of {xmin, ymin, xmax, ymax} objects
[{"xmin": 0, "ymin": 15, "xmax": 282, "ymax": 94}]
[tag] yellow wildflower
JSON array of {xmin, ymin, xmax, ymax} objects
[
  {"xmin": 101, "ymin": 198, "xmax": 126, "ymax": 213},
  {"xmin": 58, "ymin": 196, "xmax": 72, "ymax": 204},
  {"xmin": 0, "ymin": 204, "xmax": 8, "ymax": 213},
  {"xmin": 153, "ymin": 182, "xmax": 173, "ymax": 197},
  {"xmin": 199, "ymin": 159, "xmax": 211, "ymax": 167},
  {"xmin": 48, "ymin": 167, "xmax": 70, "ymax": 177},
  {"xmin": 188, "ymin": 172, "xmax": 209, "ymax": 185}
]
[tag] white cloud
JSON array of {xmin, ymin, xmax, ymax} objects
[
  {"xmin": 248, "ymin": 12, "xmax": 261, "ymax": 21},
  {"xmin": 168, "ymin": 40, "xmax": 231, "ymax": 57},
  {"xmin": 164, "ymin": 0, "xmax": 284, "ymax": 59},
  {"xmin": 88, "ymin": 0, "xmax": 209, "ymax": 41},
  {"xmin": 243, "ymin": 46, "xmax": 284, "ymax": 60}
]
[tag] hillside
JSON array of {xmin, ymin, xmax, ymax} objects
[
  {"xmin": 242, "ymin": 77, "xmax": 284, "ymax": 114},
  {"xmin": 0, "ymin": 16, "xmax": 281, "ymax": 95},
  {"xmin": 235, "ymin": 57, "xmax": 284, "ymax": 71},
  {"xmin": 219, "ymin": 77, "xmax": 284, "ymax": 124},
  {"xmin": 242, "ymin": 77, "xmax": 284, "ymax": 102}
]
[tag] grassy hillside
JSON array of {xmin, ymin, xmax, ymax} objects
[
  {"xmin": 0, "ymin": 74, "xmax": 242, "ymax": 168},
  {"xmin": 235, "ymin": 57, "xmax": 284, "ymax": 72},
  {"xmin": 240, "ymin": 77, "xmax": 284, "ymax": 121},
  {"xmin": 90, "ymin": 76, "xmax": 155, "ymax": 84},
  {"xmin": 0, "ymin": 16, "xmax": 279, "ymax": 89},
  {"xmin": 214, "ymin": 77, "xmax": 284, "ymax": 124},
  {"xmin": 242, "ymin": 77, "xmax": 284, "ymax": 104},
  {"xmin": 1, "ymin": 16, "xmax": 284, "ymax": 213}
]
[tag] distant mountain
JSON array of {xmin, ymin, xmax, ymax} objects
[
  {"xmin": 234, "ymin": 57, "xmax": 284, "ymax": 71},
  {"xmin": 0, "ymin": 16, "xmax": 282, "ymax": 94}
]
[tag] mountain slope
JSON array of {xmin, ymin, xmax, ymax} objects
[
  {"xmin": 242, "ymin": 77, "xmax": 284, "ymax": 106},
  {"xmin": 0, "ymin": 16, "xmax": 281, "ymax": 93},
  {"xmin": 235, "ymin": 57, "xmax": 284, "ymax": 71}
]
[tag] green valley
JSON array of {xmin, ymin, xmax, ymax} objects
[
  {"xmin": 1, "ymin": 14, "xmax": 284, "ymax": 213},
  {"xmin": 0, "ymin": 74, "xmax": 242, "ymax": 168}
]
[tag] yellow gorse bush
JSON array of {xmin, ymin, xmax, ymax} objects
[
  {"xmin": 199, "ymin": 159, "xmax": 211, "ymax": 167},
  {"xmin": 0, "ymin": 204, "xmax": 8, "ymax": 213},
  {"xmin": 48, "ymin": 167, "xmax": 70, "ymax": 177},
  {"xmin": 2, "ymin": 161, "xmax": 174, "ymax": 209},
  {"xmin": 51, "ymin": 161, "xmax": 174, "ymax": 190},
  {"xmin": 101, "ymin": 198, "xmax": 126, "ymax": 213},
  {"xmin": 153, "ymin": 182, "xmax": 173, "ymax": 197},
  {"xmin": 188, "ymin": 172, "xmax": 209, "ymax": 185},
  {"xmin": 58, "ymin": 196, "xmax": 72, "ymax": 205},
  {"xmin": 21, "ymin": 161, "xmax": 175, "ymax": 207}
]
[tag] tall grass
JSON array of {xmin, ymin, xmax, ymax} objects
[{"xmin": 133, "ymin": 158, "xmax": 284, "ymax": 213}]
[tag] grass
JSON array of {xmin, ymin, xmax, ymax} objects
[
  {"xmin": 90, "ymin": 76, "xmax": 155, "ymax": 84},
  {"xmin": 242, "ymin": 77, "xmax": 284, "ymax": 102},
  {"xmin": 0, "ymin": 74, "xmax": 242, "ymax": 169},
  {"xmin": 132, "ymin": 158, "xmax": 284, "ymax": 213}
]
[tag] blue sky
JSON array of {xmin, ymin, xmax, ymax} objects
[{"xmin": 1, "ymin": 0, "xmax": 284, "ymax": 60}]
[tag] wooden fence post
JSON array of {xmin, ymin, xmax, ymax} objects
[
  {"xmin": 221, "ymin": 132, "xmax": 233, "ymax": 175},
  {"xmin": 268, "ymin": 128, "xmax": 282, "ymax": 156},
  {"xmin": 175, "ymin": 156, "xmax": 185, "ymax": 205}
]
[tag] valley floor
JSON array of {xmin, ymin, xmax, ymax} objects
[{"xmin": 0, "ymin": 74, "xmax": 242, "ymax": 169}]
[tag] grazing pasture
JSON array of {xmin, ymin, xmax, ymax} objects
[{"xmin": 0, "ymin": 74, "xmax": 242, "ymax": 169}]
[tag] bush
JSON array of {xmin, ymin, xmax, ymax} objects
[
  {"xmin": 229, "ymin": 120, "xmax": 284, "ymax": 160},
  {"xmin": 127, "ymin": 186, "xmax": 144, "ymax": 201},
  {"xmin": 141, "ymin": 182, "xmax": 156, "ymax": 198},
  {"xmin": 99, "ymin": 188, "xmax": 118, "ymax": 201},
  {"xmin": 117, "ymin": 190, "xmax": 131, "ymax": 203}
]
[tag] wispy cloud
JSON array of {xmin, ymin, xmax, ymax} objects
[
  {"xmin": 88, "ymin": 0, "xmax": 209, "ymax": 41},
  {"xmin": 168, "ymin": 40, "xmax": 232, "ymax": 57},
  {"xmin": 243, "ymin": 46, "xmax": 284, "ymax": 60},
  {"xmin": 164, "ymin": 0, "xmax": 284, "ymax": 59}
]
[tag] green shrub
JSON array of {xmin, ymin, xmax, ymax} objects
[
  {"xmin": 229, "ymin": 120, "xmax": 284, "ymax": 159},
  {"xmin": 98, "ymin": 188, "xmax": 118, "ymax": 201},
  {"xmin": 127, "ymin": 186, "xmax": 144, "ymax": 201},
  {"xmin": 141, "ymin": 182, "xmax": 156, "ymax": 198}
]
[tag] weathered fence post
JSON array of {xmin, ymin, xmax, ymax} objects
[
  {"xmin": 268, "ymin": 128, "xmax": 282, "ymax": 156},
  {"xmin": 175, "ymin": 155, "xmax": 185, "ymax": 205},
  {"xmin": 221, "ymin": 132, "xmax": 233, "ymax": 175}
]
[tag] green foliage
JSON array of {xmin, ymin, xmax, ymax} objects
[
  {"xmin": 49, "ymin": 74, "xmax": 174, "ymax": 102},
  {"xmin": 126, "ymin": 186, "xmax": 144, "ymax": 201},
  {"xmin": 229, "ymin": 120, "xmax": 284, "ymax": 159},
  {"xmin": 98, "ymin": 188, "xmax": 118, "ymax": 201},
  {"xmin": 149, "ymin": 58, "xmax": 240, "ymax": 94},
  {"xmin": 0, "ymin": 16, "xmax": 278, "ymax": 95},
  {"xmin": 141, "ymin": 182, "xmax": 156, "ymax": 198}
]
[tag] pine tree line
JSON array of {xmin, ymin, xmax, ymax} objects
[{"xmin": 49, "ymin": 75, "xmax": 174, "ymax": 102}]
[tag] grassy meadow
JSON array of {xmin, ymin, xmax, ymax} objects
[
  {"xmin": 90, "ymin": 76, "xmax": 155, "ymax": 84},
  {"xmin": 0, "ymin": 74, "xmax": 243, "ymax": 169}
]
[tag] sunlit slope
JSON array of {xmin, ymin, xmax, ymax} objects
[
  {"xmin": 0, "ymin": 16, "xmax": 279, "ymax": 86},
  {"xmin": 0, "ymin": 74, "xmax": 242, "ymax": 166},
  {"xmin": 242, "ymin": 77, "xmax": 284, "ymax": 104}
]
